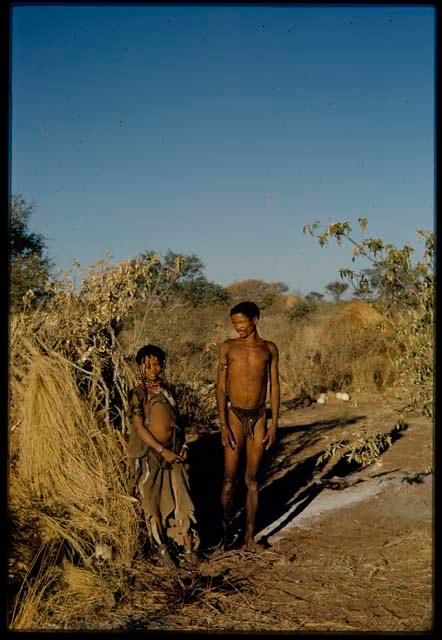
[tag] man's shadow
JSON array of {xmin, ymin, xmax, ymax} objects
[
  {"xmin": 188, "ymin": 413, "xmax": 391, "ymax": 551},
  {"xmin": 187, "ymin": 431, "xmax": 225, "ymax": 548}
]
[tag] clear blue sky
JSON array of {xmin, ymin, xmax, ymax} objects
[{"xmin": 10, "ymin": 4, "xmax": 435, "ymax": 296}]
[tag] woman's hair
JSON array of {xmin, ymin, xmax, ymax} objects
[
  {"xmin": 230, "ymin": 301, "xmax": 260, "ymax": 320},
  {"xmin": 135, "ymin": 344, "xmax": 166, "ymax": 366}
]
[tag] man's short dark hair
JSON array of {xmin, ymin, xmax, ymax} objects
[
  {"xmin": 136, "ymin": 344, "xmax": 166, "ymax": 366},
  {"xmin": 229, "ymin": 301, "xmax": 260, "ymax": 320}
]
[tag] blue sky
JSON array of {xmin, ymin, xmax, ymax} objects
[{"xmin": 10, "ymin": 4, "xmax": 435, "ymax": 296}]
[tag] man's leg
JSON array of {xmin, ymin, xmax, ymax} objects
[
  {"xmin": 221, "ymin": 413, "xmax": 244, "ymax": 545},
  {"xmin": 243, "ymin": 415, "xmax": 266, "ymax": 550}
]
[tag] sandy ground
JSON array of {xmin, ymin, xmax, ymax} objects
[
  {"xmin": 11, "ymin": 392, "xmax": 432, "ymax": 632},
  {"xmin": 108, "ymin": 392, "xmax": 434, "ymax": 633}
]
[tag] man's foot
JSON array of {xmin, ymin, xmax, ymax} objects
[
  {"xmin": 184, "ymin": 548, "xmax": 199, "ymax": 567},
  {"xmin": 208, "ymin": 524, "xmax": 240, "ymax": 554},
  {"xmin": 218, "ymin": 528, "xmax": 240, "ymax": 551},
  {"xmin": 241, "ymin": 537, "xmax": 261, "ymax": 552},
  {"xmin": 158, "ymin": 544, "xmax": 175, "ymax": 567}
]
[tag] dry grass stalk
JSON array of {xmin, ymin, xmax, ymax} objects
[
  {"xmin": 47, "ymin": 561, "xmax": 117, "ymax": 626},
  {"xmin": 9, "ymin": 544, "xmax": 62, "ymax": 630}
]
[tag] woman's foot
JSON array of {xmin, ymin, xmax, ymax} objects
[
  {"xmin": 158, "ymin": 544, "xmax": 175, "ymax": 567},
  {"xmin": 184, "ymin": 548, "xmax": 199, "ymax": 566}
]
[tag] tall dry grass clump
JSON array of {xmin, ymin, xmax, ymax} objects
[
  {"xmin": 15, "ymin": 338, "xmax": 139, "ymax": 562},
  {"xmin": 9, "ymin": 255, "xmax": 184, "ymax": 629},
  {"xmin": 9, "ymin": 340, "xmax": 139, "ymax": 628}
]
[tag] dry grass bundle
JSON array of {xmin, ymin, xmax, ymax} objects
[
  {"xmin": 11, "ymin": 334, "xmax": 140, "ymax": 582},
  {"xmin": 17, "ymin": 341, "xmax": 107, "ymax": 502},
  {"xmin": 10, "ymin": 557, "xmax": 118, "ymax": 630},
  {"xmin": 9, "ymin": 257, "xmax": 189, "ymax": 629},
  {"xmin": 61, "ymin": 561, "xmax": 115, "ymax": 605}
]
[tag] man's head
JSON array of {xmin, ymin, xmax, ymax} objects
[
  {"xmin": 230, "ymin": 301, "xmax": 260, "ymax": 320},
  {"xmin": 136, "ymin": 344, "xmax": 166, "ymax": 381},
  {"xmin": 229, "ymin": 301, "xmax": 260, "ymax": 338}
]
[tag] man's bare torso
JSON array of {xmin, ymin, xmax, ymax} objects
[{"xmin": 224, "ymin": 337, "xmax": 273, "ymax": 408}]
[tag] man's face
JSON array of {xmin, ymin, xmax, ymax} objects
[
  {"xmin": 142, "ymin": 355, "xmax": 163, "ymax": 381},
  {"xmin": 230, "ymin": 313, "xmax": 257, "ymax": 338}
]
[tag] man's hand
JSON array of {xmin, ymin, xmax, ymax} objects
[
  {"xmin": 262, "ymin": 425, "xmax": 277, "ymax": 450},
  {"xmin": 179, "ymin": 445, "xmax": 189, "ymax": 461},
  {"xmin": 221, "ymin": 425, "xmax": 236, "ymax": 450}
]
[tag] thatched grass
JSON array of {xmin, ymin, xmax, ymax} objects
[
  {"xmin": 14, "ymin": 338, "xmax": 139, "ymax": 561},
  {"xmin": 9, "ymin": 331, "xmax": 142, "ymax": 628}
]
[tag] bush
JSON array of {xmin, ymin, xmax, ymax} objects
[
  {"xmin": 304, "ymin": 219, "xmax": 434, "ymax": 416},
  {"xmin": 289, "ymin": 298, "xmax": 317, "ymax": 321}
]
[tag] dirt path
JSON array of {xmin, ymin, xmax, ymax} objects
[{"xmin": 98, "ymin": 393, "xmax": 434, "ymax": 632}]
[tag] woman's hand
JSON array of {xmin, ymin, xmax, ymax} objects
[{"xmin": 161, "ymin": 448, "xmax": 183, "ymax": 464}]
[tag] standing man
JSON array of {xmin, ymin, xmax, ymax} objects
[{"xmin": 216, "ymin": 301, "xmax": 280, "ymax": 550}]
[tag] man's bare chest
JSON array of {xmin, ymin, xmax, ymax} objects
[{"xmin": 228, "ymin": 344, "xmax": 270, "ymax": 369}]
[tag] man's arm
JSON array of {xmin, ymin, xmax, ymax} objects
[
  {"xmin": 216, "ymin": 342, "xmax": 229, "ymax": 427},
  {"xmin": 263, "ymin": 342, "xmax": 280, "ymax": 450},
  {"xmin": 216, "ymin": 342, "xmax": 236, "ymax": 449}
]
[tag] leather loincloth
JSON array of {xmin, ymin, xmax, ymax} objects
[{"xmin": 228, "ymin": 403, "xmax": 266, "ymax": 438}]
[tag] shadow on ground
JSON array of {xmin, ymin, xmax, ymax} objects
[
  {"xmin": 188, "ymin": 414, "xmax": 405, "ymax": 551},
  {"xmin": 188, "ymin": 415, "xmax": 362, "ymax": 548}
]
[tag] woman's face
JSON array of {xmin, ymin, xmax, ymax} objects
[{"xmin": 142, "ymin": 355, "xmax": 163, "ymax": 381}]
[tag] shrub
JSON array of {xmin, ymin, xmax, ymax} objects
[
  {"xmin": 304, "ymin": 219, "xmax": 434, "ymax": 416},
  {"xmin": 10, "ymin": 194, "xmax": 53, "ymax": 311}
]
